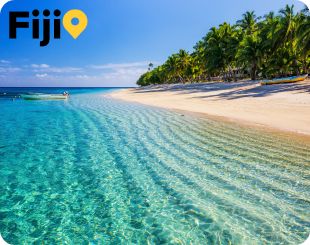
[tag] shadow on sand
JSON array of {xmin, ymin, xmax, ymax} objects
[{"xmin": 133, "ymin": 80, "xmax": 310, "ymax": 100}]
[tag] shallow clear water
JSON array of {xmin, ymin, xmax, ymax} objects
[{"xmin": 0, "ymin": 88, "xmax": 309, "ymax": 244}]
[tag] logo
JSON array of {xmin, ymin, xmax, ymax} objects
[{"xmin": 9, "ymin": 8, "xmax": 88, "ymax": 46}]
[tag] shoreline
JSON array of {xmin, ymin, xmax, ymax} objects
[{"xmin": 108, "ymin": 80, "xmax": 310, "ymax": 139}]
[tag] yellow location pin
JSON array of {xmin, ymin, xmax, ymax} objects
[{"xmin": 63, "ymin": 9, "xmax": 88, "ymax": 39}]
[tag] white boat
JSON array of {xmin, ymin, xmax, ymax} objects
[{"xmin": 20, "ymin": 93, "xmax": 69, "ymax": 100}]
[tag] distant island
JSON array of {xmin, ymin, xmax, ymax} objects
[{"xmin": 137, "ymin": 4, "xmax": 309, "ymax": 86}]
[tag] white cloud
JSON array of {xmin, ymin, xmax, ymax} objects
[
  {"xmin": 0, "ymin": 59, "xmax": 10, "ymax": 64},
  {"xmin": 35, "ymin": 73, "xmax": 48, "ymax": 78},
  {"xmin": 75, "ymin": 75, "xmax": 92, "ymax": 79},
  {"xmin": 0, "ymin": 61, "xmax": 155, "ymax": 86},
  {"xmin": 0, "ymin": 59, "xmax": 22, "ymax": 74},
  {"xmin": 31, "ymin": 64, "xmax": 82, "ymax": 73},
  {"xmin": 0, "ymin": 67, "xmax": 21, "ymax": 73},
  {"xmin": 89, "ymin": 61, "xmax": 156, "ymax": 70},
  {"xmin": 96, "ymin": 66, "xmax": 147, "ymax": 86},
  {"xmin": 31, "ymin": 64, "xmax": 50, "ymax": 68}
]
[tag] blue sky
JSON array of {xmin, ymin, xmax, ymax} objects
[{"xmin": 0, "ymin": 0, "xmax": 305, "ymax": 87}]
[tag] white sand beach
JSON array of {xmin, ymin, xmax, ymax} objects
[{"xmin": 110, "ymin": 80, "xmax": 310, "ymax": 136}]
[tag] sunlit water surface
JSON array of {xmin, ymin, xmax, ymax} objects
[{"xmin": 0, "ymin": 88, "xmax": 309, "ymax": 244}]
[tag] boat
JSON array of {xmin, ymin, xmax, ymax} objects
[
  {"xmin": 260, "ymin": 74, "xmax": 308, "ymax": 85},
  {"xmin": 20, "ymin": 93, "xmax": 69, "ymax": 100}
]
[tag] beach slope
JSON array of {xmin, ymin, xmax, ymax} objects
[{"xmin": 110, "ymin": 80, "xmax": 310, "ymax": 136}]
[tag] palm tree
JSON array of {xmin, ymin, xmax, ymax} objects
[
  {"xmin": 259, "ymin": 12, "xmax": 280, "ymax": 77},
  {"xmin": 148, "ymin": 63, "xmax": 154, "ymax": 71},
  {"xmin": 163, "ymin": 54, "xmax": 179, "ymax": 83},
  {"xmin": 277, "ymin": 5, "xmax": 300, "ymax": 74},
  {"xmin": 136, "ymin": 4, "xmax": 307, "ymax": 86},
  {"xmin": 296, "ymin": 9, "xmax": 310, "ymax": 73},
  {"xmin": 237, "ymin": 11, "xmax": 258, "ymax": 35},
  {"xmin": 237, "ymin": 33, "xmax": 262, "ymax": 80},
  {"xmin": 260, "ymin": 12, "xmax": 279, "ymax": 50},
  {"xmin": 204, "ymin": 27, "xmax": 225, "ymax": 76},
  {"xmin": 193, "ymin": 41, "xmax": 209, "ymax": 81},
  {"xmin": 278, "ymin": 5, "xmax": 296, "ymax": 41},
  {"xmin": 175, "ymin": 49, "xmax": 192, "ymax": 83},
  {"xmin": 219, "ymin": 23, "xmax": 241, "ymax": 80}
]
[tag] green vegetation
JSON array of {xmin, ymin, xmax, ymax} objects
[{"xmin": 137, "ymin": 5, "xmax": 310, "ymax": 86}]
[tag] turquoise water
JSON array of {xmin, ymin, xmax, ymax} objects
[{"xmin": 0, "ymin": 88, "xmax": 309, "ymax": 244}]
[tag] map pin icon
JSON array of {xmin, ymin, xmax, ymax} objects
[{"xmin": 63, "ymin": 9, "xmax": 88, "ymax": 39}]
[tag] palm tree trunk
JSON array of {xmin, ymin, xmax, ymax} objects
[
  {"xmin": 251, "ymin": 63, "xmax": 257, "ymax": 80},
  {"xmin": 302, "ymin": 58, "xmax": 307, "ymax": 74}
]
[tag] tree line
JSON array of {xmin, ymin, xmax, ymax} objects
[{"xmin": 137, "ymin": 5, "xmax": 310, "ymax": 86}]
